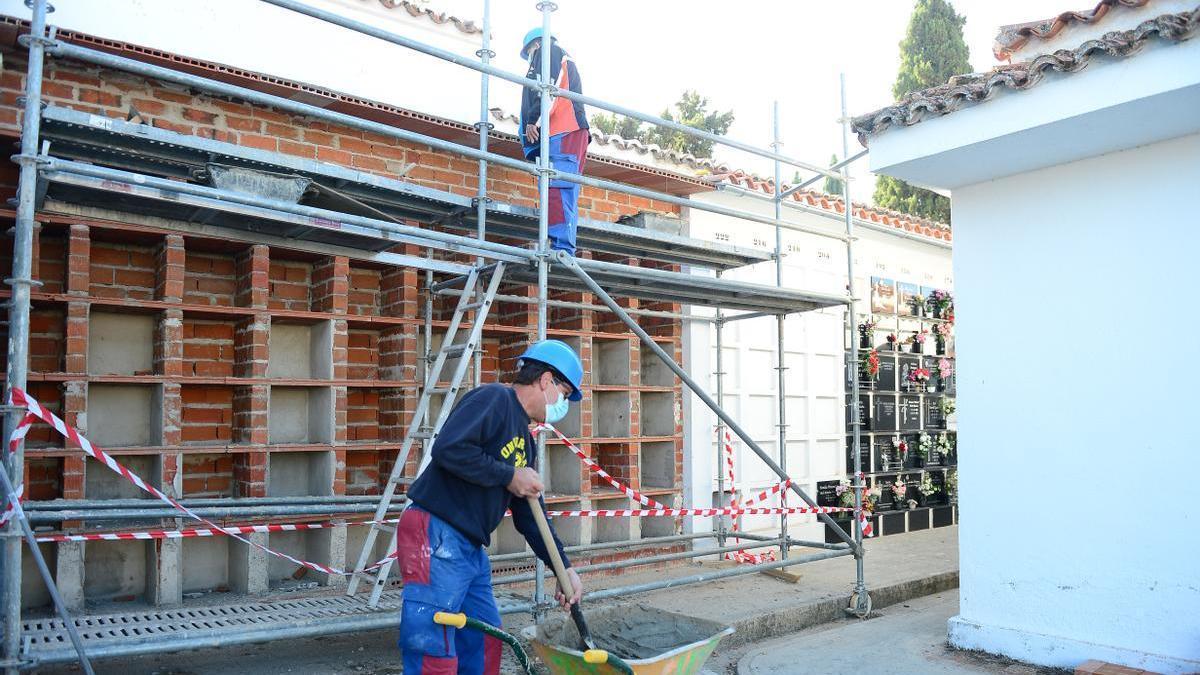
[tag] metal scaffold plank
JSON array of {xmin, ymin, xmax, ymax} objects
[{"xmin": 38, "ymin": 105, "xmax": 770, "ymax": 270}]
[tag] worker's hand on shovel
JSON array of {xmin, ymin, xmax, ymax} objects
[
  {"xmin": 507, "ymin": 467, "xmax": 544, "ymax": 499},
  {"xmin": 555, "ymin": 568, "xmax": 583, "ymax": 611}
]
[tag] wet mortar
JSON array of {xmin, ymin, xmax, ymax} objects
[{"xmin": 536, "ymin": 604, "xmax": 727, "ymax": 660}]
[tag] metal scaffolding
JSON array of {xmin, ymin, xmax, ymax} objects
[{"xmin": 0, "ymin": 0, "xmax": 883, "ymax": 669}]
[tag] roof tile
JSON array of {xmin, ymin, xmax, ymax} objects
[{"xmin": 852, "ymin": 5, "xmax": 1199, "ymax": 144}]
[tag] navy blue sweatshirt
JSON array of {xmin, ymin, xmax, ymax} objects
[{"xmin": 407, "ymin": 384, "xmax": 570, "ymax": 569}]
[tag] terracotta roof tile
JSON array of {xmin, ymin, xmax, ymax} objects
[
  {"xmin": 372, "ymin": 0, "xmax": 482, "ymax": 35},
  {"xmin": 709, "ymin": 169, "xmax": 952, "ymax": 241},
  {"xmin": 994, "ymin": 0, "xmax": 1148, "ymax": 60},
  {"xmin": 486, "ymin": 111, "xmax": 952, "ymax": 236},
  {"xmin": 852, "ymin": 5, "xmax": 1199, "ymax": 145}
]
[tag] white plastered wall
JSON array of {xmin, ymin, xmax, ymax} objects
[
  {"xmin": 944, "ymin": 133, "xmax": 1200, "ymax": 673},
  {"xmin": 682, "ymin": 191, "xmax": 952, "ymax": 541}
]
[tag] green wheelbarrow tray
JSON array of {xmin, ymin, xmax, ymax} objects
[{"xmin": 521, "ymin": 604, "xmax": 734, "ymax": 675}]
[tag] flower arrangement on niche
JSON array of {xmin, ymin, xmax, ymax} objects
[
  {"xmin": 937, "ymin": 358, "xmax": 953, "ymax": 381},
  {"xmin": 836, "ymin": 479, "xmax": 881, "ymax": 513},
  {"xmin": 857, "ymin": 320, "xmax": 876, "ymax": 348},
  {"xmin": 890, "ymin": 476, "xmax": 908, "ymax": 503},
  {"xmin": 907, "ymin": 367, "xmax": 932, "ymax": 391},
  {"xmin": 909, "ymin": 329, "xmax": 928, "ymax": 354},
  {"xmin": 947, "ymin": 469, "xmax": 958, "ymax": 503},
  {"xmin": 910, "ymin": 293, "xmax": 927, "ymax": 316},
  {"xmin": 886, "ymin": 333, "xmax": 898, "ymax": 350},
  {"xmin": 933, "ymin": 322, "xmax": 952, "ymax": 355},
  {"xmin": 860, "ymin": 349, "xmax": 880, "ymax": 380},
  {"xmin": 927, "ymin": 290, "xmax": 953, "ymax": 318},
  {"xmin": 935, "ymin": 433, "xmax": 953, "ymax": 458},
  {"xmin": 918, "ymin": 472, "xmax": 938, "ymax": 499},
  {"xmin": 917, "ymin": 431, "xmax": 933, "ymax": 461},
  {"xmin": 939, "ymin": 397, "xmax": 956, "ymax": 418}
]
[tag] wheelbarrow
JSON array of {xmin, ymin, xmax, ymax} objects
[
  {"xmin": 433, "ymin": 611, "xmax": 636, "ymax": 674},
  {"xmin": 521, "ymin": 604, "xmax": 734, "ymax": 675},
  {"xmin": 435, "ymin": 604, "xmax": 733, "ymax": 675}
]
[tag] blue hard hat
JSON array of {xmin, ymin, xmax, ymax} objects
[
  {"xmin": 520, "ymin": 27, "xmax": 550, "ymax": 59},
  {"xmin": 519, "ymin": 339, "xmax": 583, "ymax": 401}
]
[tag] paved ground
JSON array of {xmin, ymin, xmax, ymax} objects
[
  {"xmin": 33, "ymin": 527, "xmax": 958, "ymax": 674},
  {"xmin": 737, "ymin": 590, "xmax": 1068, "ymax": 675}
]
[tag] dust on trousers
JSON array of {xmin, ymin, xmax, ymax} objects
[{"xmin": 397, "ymin": 505, "xmax": 502, "ymax": 674}]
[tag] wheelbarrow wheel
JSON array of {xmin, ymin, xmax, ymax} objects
[{"xmin": 848, "ymin": 591, "xmax": 872, "ymax": 619}]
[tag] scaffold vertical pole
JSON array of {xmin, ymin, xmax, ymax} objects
[
  {"xmin": 472, "ymin": 0, "xmax": 493, "ymax": 388},
  {"xmin": 532, "ymin": 0, "xmax": 556, "ymax": 624},
  {"xmin": 772, "ymin": 101, "xmax": 788, "ymax": 561},
  {"xmin": 4, "ymin": 1, "xmax": 49, "ymax": 671},
  {"xmin": 841, "ymin": 72, "xmax": 869, "ymax": 617},
  {"xmin": 714, "ymin": 277, "xmax": 727, "ymax": 550}
]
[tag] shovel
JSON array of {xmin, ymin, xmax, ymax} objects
[{"xmin": 525, "ymin": 495, "xmax": 598, "ymax": 652}]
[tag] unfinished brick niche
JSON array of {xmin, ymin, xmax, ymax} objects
[{"xmin": 1, "ymin": 43, "xmax": 687, "ymax": 608}]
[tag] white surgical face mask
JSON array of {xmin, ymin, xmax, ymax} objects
[{"xmin": 543, "ymin": 385, "xmax": 569, "ymax": 425}]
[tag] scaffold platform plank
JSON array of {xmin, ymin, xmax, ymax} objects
[
  {"xmin": 39, "ymin": 105, "xmax": 769, "ymax": 270},
  {"xmin": 41, "ymin": 158, "xmax": 847, "ymax": 313},
  {"xmin": 20, "ymin": 588, "xmax": 528, "ymax": 665}
]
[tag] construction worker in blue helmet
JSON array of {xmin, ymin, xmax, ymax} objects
[
  {"xmin": 398, "ymin": 339, "xmax": 584, "ymax": 674},
  {"xmin": 518, "ymin": 26, "xmax": 591, "ymax": 257}
]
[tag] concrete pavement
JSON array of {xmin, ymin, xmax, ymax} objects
[{"xmin": 738, "ymin": 590, "xmax": 1063, "ymax": 675}]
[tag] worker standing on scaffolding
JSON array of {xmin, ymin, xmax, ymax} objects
[
  {"xmin": 397, "ymin": 339, "xmax": 585, "ymax": 674},
  {"xmin": 519, "ymin": 28, "xmax": 590, "ymax": 257}
]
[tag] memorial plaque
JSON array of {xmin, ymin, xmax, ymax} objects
[
  {"xmin": 878, "ymin": 358, "xmax": 897, "ymax": 391},
  {"xmin": 898, "ymin": 282, "xmax": 921, "ymax": 317},
  {"xmin": 924, "ymin": 435, "xmax": 944, "ymax": 467},
  {"xmin": 845, "ymin": 394, "xmax": 870, "ymax": 431},
  {"xmin": 816, "ymin": 480, "xmax": 841, "ymax": 507},
  {"xmin": 870, "ymin": 277, "xmax": 896, "ymax": 314},
  {"xmin": 875, "ymin": 475, "xmax": 897, "ymax": 510},
  {"xmin": 904, "ymin": 435, "xmax": 924, "ymax": 469},
  {"xmin": 924, "ymin": 397, "xmax": 946, "ymax": 429},
  {"xmin": 874, "ymin": 395, "xmax": 898, "ymax": 432},
  {"xmin": 875, "ymin": 436, "xmax": 903, "ymax": 472},
  {"xmin": 898, "ymin": 355, "xmax": 922, "ymax": 392},
  {"xmin": 947, "ymin": 432, "xmax": 958, "ymax": 465},
  {"xmin": 845, "ymin": 436, "xmax": 871, "ymax": 474},
  {"xmin": 898, "ymin": 395, "xmax": 922, "ymax": 431},
  {"xmin": 928, "ymin": 470, "xmax": 947, "ymax": 505}
]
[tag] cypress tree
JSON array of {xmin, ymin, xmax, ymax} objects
[{"xmin": 873, "ymin": 0, "xmax": 970, "ymax": 222}]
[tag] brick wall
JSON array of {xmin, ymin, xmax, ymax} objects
[{"xmin": 2, "ymin": 48, "xmax": 690, "ymax": 601}]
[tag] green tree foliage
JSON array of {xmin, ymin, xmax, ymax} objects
[
  {"xmin": 873, "ymin": 0, "xmax": 969, "ymax": 222},
  {"xmin": 589, "ymin": 90, "xmax": 734, "ymax": 159},
  {"xmin": 823, "ymin": 154, "xmax": 844, "ymax": 196}
]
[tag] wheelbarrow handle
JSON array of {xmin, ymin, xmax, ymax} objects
[
  {"xmin": 433, "ymin": 612, "xmax": 534, "ymax": 675},
  {"xmin": 584, "ymin": 649, "xmax": 635, "ymax": 675}
]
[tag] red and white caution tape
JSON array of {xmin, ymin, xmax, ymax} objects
[
  {"xmin": 9, "ymin": 388, "xmax": 394, "ymax": 576},
  {"xmin": 721, "ymin": 428, "xmax": 736, "ymax": 496},
  {"xmin": 537, "ymin": 423, "xmax": 667, "ymax": 510},
  {"xmin": 545, "ymin": 505, "xmax": 854, "ymax": 518},
  {"xmin": 34, "ymin": 518, "xmax": 400, "ymax": 544},
  {"xmin": 739, "ymin": 479, "xmax": 792, "ymax": 508},
  {"xmin": 0, "ymin": 412, "xmax": 35, "ymax": 527}
]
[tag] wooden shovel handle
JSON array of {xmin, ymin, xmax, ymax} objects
[{"xmin": 525, "ymin": 495, "xmax": 574, "ymax": 595}]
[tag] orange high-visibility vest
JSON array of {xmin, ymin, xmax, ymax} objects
[{"xmin": 548, "ymin": 55, "xmax": 582, "ymax": 137}]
